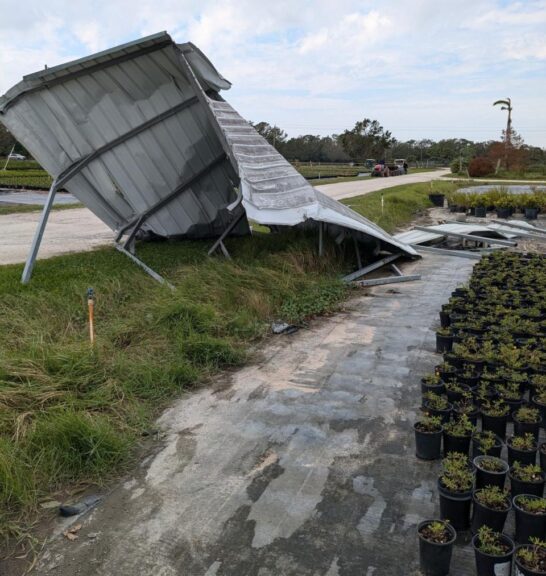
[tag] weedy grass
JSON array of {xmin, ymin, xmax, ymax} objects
[
  {"xmin": 0, "ymin": 203, "xmax": 83, "ymax": 215},
  {"xmin": 342, "ymin": 180, "xmax": 459, "ymax": 233},
  {"xmin": 0, "ymin": 231, "xmax": 350, "ymax": 540}
]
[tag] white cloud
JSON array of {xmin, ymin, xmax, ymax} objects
[{"xmin": 0, "ymin": 0, "xmax": 545, "ymax": 146}]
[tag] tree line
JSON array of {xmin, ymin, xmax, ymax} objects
[{"xmin": 251, "ymin": 120, "xmax": 545, "ymax": 167}]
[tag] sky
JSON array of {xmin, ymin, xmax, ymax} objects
[{"xmin": 1, "ymin": 0, "xmax": 545, "ymax": 147}]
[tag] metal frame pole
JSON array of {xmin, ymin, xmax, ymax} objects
[
  {"xmin": 21, "ymin": 178, "xmax": 58, "ymax": 284},
  {"xmin": 318, "ymin": 222, "xmax": 324, "ymax": 256}
]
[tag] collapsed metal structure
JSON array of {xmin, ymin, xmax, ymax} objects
[{"xmin": 0, "ymin": 32, "xmax": 416, "ymax": 284}]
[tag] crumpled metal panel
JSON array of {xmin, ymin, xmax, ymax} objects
[
  {"xmin": 209, "ymin": 99, "xmax": 417, "ymax": 256},
  {"xmin": 395, "ymin": 223, "xmax": 517, "ymax": 245},
  {"xmin": 1, "ymin": 31, "xmax": 417, "ymax": 257}
]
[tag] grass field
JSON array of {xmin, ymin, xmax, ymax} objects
[
  {"xmin": 0, "ymin": 174, "xmax": 458, "ymax": 545},
  {"xmin": 0, "ymin": 203, "xmax": 83, "ymax": 216}
]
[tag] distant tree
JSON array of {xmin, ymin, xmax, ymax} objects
[
  {"xmin": 251, "ymin": 121, "xmax": 287, "ymax": 151},
  {"xmin": 488, "ymin": 129, "xmax": 527, "ymax": 172},
  {"xmin": 339, "ymin": 119, "xmax": 395, "ymax": 162},
  {"xmin": 0, "ymin": 123, "xmax": 29, "ymax": 157}
]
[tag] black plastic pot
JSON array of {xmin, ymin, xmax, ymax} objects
[
  {"xmin": 443, "ymin": 431, "xmax": 471, "ymax": 457},
  {"xmin": 414, "ymin": 423, "xmax": 443, "ymax": 460},
  {"xmin": 496, "ymin": 206, "xmax": 511, "ymax": 219},
  {"xmin": 525, "ymin": 207, "xmax": 539, "ymax": 220},
  {"xmin": 436, "ymin": 333, "xmax": 453, "ymax": 354},
  {"xmin": 445, "ymin": 384, "xmax": 471, "ymax": 404},
  {"xmin": 454, "ymin": 406, "xmax": 479, "ymax": 427},
  {"xmin": 541, "ymin": 444, "xmax": 546, "ymax": 473},
  {"xmin": 507, "ymin": 437, "xmax": 537, "ymax": 467},
  {"xmin": 421, "ymin": 379, "xmax": 446, "ymax": 397},
  {"xmin": 418, "ymin": 520, "xmax": 456, "ymax": 576},
  {"xmin": 471, "ymin": 490, "xmax": 511, "ymax": 534},
  {"xmin": 437, "ymin": 365, "xmax": 457, "ymax": 383},
  {"xmin": 429, "ymin": 193, "xmax": 445, "ymax": 207},
  {"xmin": 532, "ymin": 396, "xmax": 546, "ymax": 430},
  {"xmin": 439, "ymin": 309, "xmax": 451, "ymax": 328},
  {"xmin": 481, "ymin": 412, "xmax": 508, "ymax": 440},
  {"xmin": 472, "ymin": 433, "xmax": 503, "ymax": 459},
  {"xmin": 513, "ymin": 495, "xmax": 546, "ymax": 544},
  {"xmin": 513, "ymin": 414, "xmax": 542, "ymax": 443},
  {"xmin": 510, "ymin": 469, "xmax": 545, "ymax": 498},
  {"xmin": 474, "ymin": 456, "xmax": 509, "ymax": 490},
  {"xmin": 424, "ymin": 402, "xmax": 452, "ymax": 424},
  {"xmin": 474, "ymin": 206, "xmax": 487, "ymax": 218},
  {"xmin": 472, "ymin": 532, "xmax": 514, "ymax": 576},
  {"xmin": 514, "ymin": 544, "xmax": 546, "ymax": 575},
  {"xmin": 438, "ymin": 479, "xmax": 472, "ymax": 530}
]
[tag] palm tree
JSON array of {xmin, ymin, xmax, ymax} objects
[{"xmin": 493, "ymin": 98, "xmax": 512, "ymax": 169}]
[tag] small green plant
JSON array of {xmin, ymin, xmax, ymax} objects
[
  {"xmin": 440, "ymin": 453, "xmax": 473, "ymax": 492},
  {"xmin": 444, "ymin": 414, "xmax": 475, "ymax": 437},
  {"xmin": 419, "ymin": 521, "xmax": 452, "ymax": 544},
  {"xmin": 436, "ymin": 327, "xmax": 452, "ymax": 337},
  {"xmin": 516, "ymin": 537, "xmax": 546, "ymax": 571},
  {"xmin": 510, "ymin": 433, "xmax": 536, "ymax": 451},
  {"xmin": 516, "ymin": 496, "xmax": 546, "ymax": 515},
  {"xmin": 476, "ymin": 456, "xmax": 505, "ymax": 472},
  {"xmin": 422, "ymin": 373, "xmax": 442, "ymax": 385},
  {"xmin": 514, "ymin": 406, "xmax": 540, "ymax": 423},
  {"xmin": 445, "ymin": 381, "xmax": 466, "ymax": 393},
  {"xmin": 511, "ymin": 462, "xmax": 543, "ymax": 482},
  {"xmin": 415, "ymin": 415, "xmax": 442, "ymax": 432},
  {"xmin": 475, "ymin": 486, "xmax": 510, "ymax": 510},
  {"xmin": 473, "ymin": 431, "xmax": 498, "ymax": 455},
  {"xmin": 423, "ymin": 392, "xmax": 449, "ymax": 411},
  {"xmin": 475, "ymin": 526, "xmax": 510, "ymax": 556},
  {"xmin": 481, "ymin": 400, "xmax": 509, "ymax": 417}
]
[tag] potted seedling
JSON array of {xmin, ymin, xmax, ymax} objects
[
  {"xmin": 472, "ymin": 430, "xmax": 503, "ymax": 459},
  {"xmin": 436, "ymin": 362, "xmax": 457, "ymax": 382},
  {"xmin": 436, "ymin": 328, "xmax": 453, "ymax": 353},
  {"xmin": 438, "ymin": 452, "xmax": 474, "ymax": 530},
  {"xmin": 443, "ymin": 414, "xmax": 475, "ymax": 456},
  {"xmin": 510, "ymin": 463, "xmax": 545, "ymax": 498},
  {"xmin": 497, "ymin": 382, "xmax": 524, "ymax": 420},
  {"xmin": 523, "ymin": 193, "xmax": 540, "ymax": 220},
  {"xmin": 423, "ymin": 392, "xmax": 452, "ymax": 424},
  {"xmin": 513, "ymin": 406, "xmax": 542, "ymax": 442},
  {"xmin": 507, "ymin": 434, "xmax": 538, "ymax": 467},
  {"xmin": 513, "ymin": 495, "xmax": 546, "ymax": 544},
  {"xmin": 481, "ymin": 400, "xmax": 509, "ymax": 440},
  {"xmin": 444, "ymin": 381, "xmax": 471, "ymax": 404},
  {"xmin": 418, "ymin": 520, "xmax": 456, "ymax": 576},
  {"xmin": 453, "ymin": 393, "xmax": 479, "ymax": 426},
  {"xmin": 421, "ymin": 373, "xmax": 446, "ymax": 396},
  {"xmin": 541, "ymin": 443, "xmax": 546, "ymax": 474},
  {"xmin": 473, "ymin": 455, "xmax": 509, "ymax": 490},
  {"xmin": 532, "ymin": 389, "xmax": 546, "ymax": 430},
  {"xmin": 495, "ymin": 194, "xmax": 513, "ymax": 219},
  {"xmin": 414, "ymin": 415, "xmax": 443, "ymax": 461},
  {"xmin": 471, "ymin": 486, "xmax": 512, "ymax": 534},
  {"xmin": 514, "ymin": 538, "xmax": 546, "ymax": 575},
  {"xmin": 472, "ymin": 525, "xmax": 515, "ymax": 576}
]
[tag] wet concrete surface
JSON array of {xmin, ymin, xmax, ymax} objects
[{"xmin": 34, "ymin": 254, "xmax": 475, "ymax": 576}]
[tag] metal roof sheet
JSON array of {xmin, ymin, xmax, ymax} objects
[
  {"xmin": 0, "ymin": 32, "xmax": 417, "ymax": 263},
  {"xmin": 395, "ymin": 223, "xmax": 517, "ymax": 245}
]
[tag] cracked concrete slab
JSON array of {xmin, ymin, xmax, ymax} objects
[{"xmin": 33, "ymin": 253, "xmax": 475, "ymax": 576}]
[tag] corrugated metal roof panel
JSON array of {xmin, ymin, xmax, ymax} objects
[{"xmin": 1, "ymin": 32, "xmax": 417, "ymax": 261}]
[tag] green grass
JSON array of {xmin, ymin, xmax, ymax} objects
[
  {"xmin": 342, "ymin": 180, "xmax": 459, "ymax": 233},
  {"xmin": 447, "ymin": 171, "xmax": 546, "ymax": 181},
  {"xmin": 0, "ymin": 170, "xmax": 53, "ymax": 190},
  {"xmin": 0, "ymin": 232, "xmax": 352, "ymax": 541},
  {"xmin": 310, "ymin": 167, "xmax": 441, "ymax": 186}
]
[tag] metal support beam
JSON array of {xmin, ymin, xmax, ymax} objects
[
  {"xmin": 208, "ymin": 210, "xmax": 246, "ymax": 257},
  {"xmin": 342, "ymin": 253, "xmax": 400, "ymax": 283},
  {"xmin": 353, "ymin": 236, "xmax": 362, "ymax": 269},
  {"xmin": 488, "ymin": 220, "xmax": 546, "ymax": 235},
  {"xmin": 390, "ymin": 263, "xmax": 403, "ymax": 276},
  {"xmin": 116, "ymin": 151, "xmax": 228, "ymax": 243},
  {"xmin": 413, "ymin": 226, "xmax": 517, "ymax": 247},
  {"xmin": 318, "ymin": 222, "xmax": 324, "ymax": 256},
  {"xmin": 57, "ymin": 95, "xmax": 200, "ymax": 192},
  {"xmin": 355, "ymin": 274, "xmax": 421, "ymax": 287},
  {"xmin": 21, "ymin": 179, "xmax": 58, "ymax": 284},
  {"xmin": 411, "ymin": 244, "xmax": 482, "ymax": 260},
  {"xmin": 115, "ymin": 244, "xmax": 174, "ymax": 289}
]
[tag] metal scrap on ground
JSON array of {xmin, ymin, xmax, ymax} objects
[{"xmin": 0, "ymin": 31, "xmax": 416, "ymax": 284}]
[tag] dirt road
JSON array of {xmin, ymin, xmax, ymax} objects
[
  {"xmin": 33, "ymin": 253, "xmax": 475, "ymax": 576},
  {"xmin": 0, "ymin": 169, "xmax": 448, "ymax": 266}
]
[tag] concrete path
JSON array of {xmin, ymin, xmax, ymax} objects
[
  {"xmin": 0, "ymin": 190, "xmax": 79, "ymax": 205},
  {"xmin": 315, "ymin": 168, "xmax": 449, "ymax": 200},
  {"xmin": 0, "ymin": 170, "xmax": 448, "ymax": 266},
  {"xmin": 0, "ymin": 209, "xmax": 112, "ymax": 266},
  {"xmin": 35, "ymin": 253, "xmax": 476, "ymax": 576}
]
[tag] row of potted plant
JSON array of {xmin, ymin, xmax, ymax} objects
[
  {"xmin": 416, "ymin": 251, "xmax": 546, "ymax": 575},
  {"xmin": 446, "ymin": 188, "xmax": 546, "ymax": 219}
]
